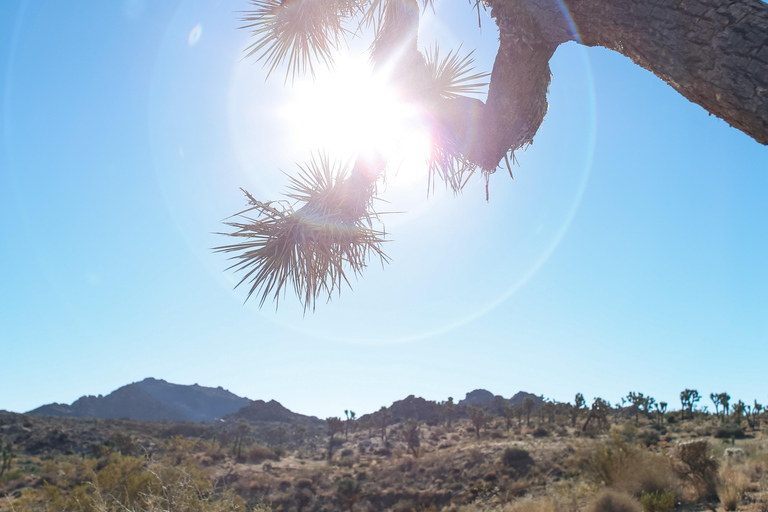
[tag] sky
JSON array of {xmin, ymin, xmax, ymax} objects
[{"xmin": 1, "ymin": 0, "xmax": 766, "ymax": 419}]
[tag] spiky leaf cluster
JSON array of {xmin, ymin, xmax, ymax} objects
[{"xmin": 215, "ymin": 154, "xmax": 388, "ymax": 312}]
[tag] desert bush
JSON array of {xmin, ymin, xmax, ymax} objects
[
  {"xmin": 717, "ymin": 467, "xmax": 750, "ymax": 511},
  {"xmin": 533, "ymin": 427, "xmax": 549, "ymax": 438},
  {"xmin": 637, "ymin": 429, "xmax": 660, "ymax": 447},
  {"xmin": 244, "ymin": 443, "xmax": 279, "ymax": 464},
  {"xmin": 676, "ymin": 440, "xmax": 719, "ymax": 501},
  {"xmin": 502, "ymin": 448, "xmax": 532, "ymax": 467},
  {"xmin": 715, "ymin": 425, "xmax": 746, "ymax": 439},
  {"xmin": 584, "ymin": 438, "xmax": 678, "ymax": 497},
  {"xmin": 586, "ymin": 490, "xmax": 643, "ymax": 512},
  {"xmin": 639, "ymin": 490, "xmax": 675, "ymax": 512},
  {"xmin": 503, "ymin": 496, "xmax": 558, "ymax": 512}
]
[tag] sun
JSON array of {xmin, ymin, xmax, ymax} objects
[{"xmin": 279, "ymin": 53, "xmax": 432, "ymax": 185}]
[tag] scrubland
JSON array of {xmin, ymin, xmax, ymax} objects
[{"xmin": 2, "ymin": 409, "xmax": 768, "ymax": 512}]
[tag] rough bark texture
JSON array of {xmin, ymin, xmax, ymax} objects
[{"xmin": 471, "ymin": 0, "xmax": 768, "ymax": 171}]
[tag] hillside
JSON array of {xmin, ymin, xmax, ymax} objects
[
  {"xmin": 224, "ymin": 399, "xmax": 324, "ymax": 427},
  {"xmin": 28, "ymin": 378, "xmax": 251, "ymax": 422}
]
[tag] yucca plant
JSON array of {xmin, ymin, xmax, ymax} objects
[
  {"xmin": 215, "ymin": 153, "xmax": 389, "ymax": 312},
  {"xmin": 221, "ymin": 0, "xmax": 493, "ymax": 310}
]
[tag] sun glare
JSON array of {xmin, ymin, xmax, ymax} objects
[{"xmin": 279, "ymin": 54, "xmax": 432, "ymax": 183}]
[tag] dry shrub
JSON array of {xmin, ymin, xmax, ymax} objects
[
  {"xmin": 585, "ymin": 438, "xmax": 678, "ymax": 498},
  {"xmin": 245, "ymin": 443, "xmax": 279, "ymax": 463},
  {"xmin": 718, "ymin": 467, "xmax": 750, "ymax": 511},
  {"xmin": 585, "ymin": 490, "xmax": 643, "ymax": 512},
  {"xmin": 675, "ymin": 440, "xmax": 718, "ymax": 501},
  {"xmin": 639, "ymin": 490, "xmax": 675, "ymax": 512},
  {"xmin": 502, "ymin": 496, "xmax": 558, "ymax": 512}
]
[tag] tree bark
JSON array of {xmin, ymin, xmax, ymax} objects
[{"xmin": 468, "ymin": 0, "xmax": 768, "ymax": 171}]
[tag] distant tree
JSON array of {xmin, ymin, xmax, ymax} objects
[
  {"xmin": 543, "ymin": 400, "xmax": 556, "ymax": 423},
  {"xmin": 582, "ymin": 397, "xmax": 611, "ymax": 432},
  {"xmin": 503, "ymin": 406, "xmax": 515, "ymax": 433},
  {"xmin": 344, "ymin": 410, "xmax": 356, "ymax": 441},
  {"xmin": 442, "ymin": 397, "xmax": 456, "ymax": 428},
  {"xmin": 717, "ymin": 392, "xmax": 732, "ymax": 420},
  {"xmin": 513, "ymin": 405, "xmax": 524, "ymax": 428},
  {"xmin": 0, "ymin": 439, "xmax": 13, "ymax": 478},
  {"xmin": 657, "ymin": 402, "xmax": 668, "ymax": 426},
  {"xmin": 626, "ymin": 392, "xmax": 648, "ymax": 425},
  {"xmin": 293, "ymin": 425, "xmax": 307, "ymax": 443},
  {"xmin": 233, "ymin": 418, "xmax": 251, "ymax": 460},
  {"xmin": 336, "ymin": 478, "xmax": 362, "ymax": 512},
  {"xmin": 710, "ymin": 392, "xmax": 721, "ymax": 417},
  {"xmin": 643, "ymin": 396, "xmax": 656, "ymax": 418},
  {"xmin": 402, "ymin": 419, "xmax": 421, "ymax": 457},
  {"xmin": 732, "ymin": 400, "xmax": 746, "ymax": 425},
  {"xmin": 494, "ymin": 395, "xmax": 508, "ymax": 415},
  {"xmin": 467, "ymin": 406, "xmax": 488, "ymax": 439},
  {"xmin": 374, "ymin": 407, "xmax": 391, "ymax": 443},
  {"xmin": 523, "ymin": 397, "xmax": 535, "ymax": 426},
  {"xmin": 680, "ymin": 389, "xmax": 701, "ymax": 420},
  {"xmin": 753, "ymin": 401, "xmax": 764, "ymax": 429},
  {"xmin": 571, "ymin": 393, "xmax": 586, "ymax": 428},
  {"xmin": 326, "ymin": 417, "xmax": 344, "ymax": 460}
]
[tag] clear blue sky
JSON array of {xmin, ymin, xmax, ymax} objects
[{"xmin": 1, "ymin": 0, "xmax": 766, "ymax": 419}]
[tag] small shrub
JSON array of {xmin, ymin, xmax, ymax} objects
[
  {"xmin": 502, "ymin": 447, "xmax": 532, "ymax": 467},
  {"xmin": 245, "ymin": 443, "xmax": 279, "ymax": 463},
  {"xmin": 715, "ymin": 425, "xmax": 746, "ymax": 439},
  {"xmin": 639, "ymin": 490, "xmax": 675, "ymax": 512},
  {"xmin": 586, "ymin": 490, "xmax": 643, "ymax": 512},
  {"xmin": 637, "ymin": 429, "xmax": 660, "ymax": 447},
  {"xmin": 676, "ymin": 440, "xmax": 718, "ymax": 500},
  {"xmin": 532, "ymin": 427, "xmax": 549, "ymax": 438}
]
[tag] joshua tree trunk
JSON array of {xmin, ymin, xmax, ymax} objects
[{"xmin": 464, "ymin": 0, "xmax": 768, "ymax": 170}]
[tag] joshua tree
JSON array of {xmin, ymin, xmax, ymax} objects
[
  {"xmin": 218, "ymin": 0, "xmax": 768, "ymax": 309},
  {"xmin": 523, "ymin": 397, "xmax": 535, "ymax": 426},
  {"xmin": 710, "ymin": 392, "xmax": 721, "ymax": 417},
  {"xmin": 233, "ymin": 418, "xmax": 251, "ymax": 460},
  {"xmin": 326, "ymin": 416, "xmax": 345, "ymax": 460},
  {"xmin": 717, "ymin": 392, "xmax": 732, "ymax": 419},
  {"xmin": 571, "ymin": 393, "xmax": 586, "ymax": 428},
  {"xmin": 336, "ymin": 478, "xmax": 362, "ymax": 511},
  {"xmin": 680, "ymin": 389, "xmax": 701, "ymax": 420},
  {"xmin": 402, "ymin": 419, "xmax": 421, "ymax": 457},
  {"xmin": 626, "ymin": 392, "xmax": 649, "ymax": 425},
  {"xmin": 467, "ymin": 406, "xmax": 488, "ymax": 439},
  {"xmin": 753, "ymin": 401, "xmax": 764, "ymax": 429},
  {"xmin": 543, "ymin": 400, "xmax": 556, "ymax": 423},
  {"xmin": 513, "ymin": 405, "xmax": 524, "ymax": 428},
  {"xmin": 374, "ymin": 407, "xmax": 391, "ymax": 443},
  {"xmin": 732, "ymin": 400, "xmax": 746, "ymax": 425},
  {"xmin": 582, "ymin": 397, "xmax": 611, "ymax": 432},
  {"xmin": 0, "ymin": 440, "xmax": 13, "ymax": 478},
  {"xmin": 443, "ymin": 397, "xmax": 456, "ymax": 428},
  {"xmin": 657, "ymin": 402, "xmax": 668, "ymax": 426},
  {"xmin": 503, "ymin": 406, "xmax": 515, "ymax": 433},
  {"xmin": 344, "ymin": 410, "xmax": 356, "ymax": 441}
]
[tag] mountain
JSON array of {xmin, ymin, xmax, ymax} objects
[
  {"xmin": 28, "ymin": 378, "xmax": 252, "ymax": 422},
  {"xmin": 223, "ymin": 399, "xmax": 324, "ymax": 427}
]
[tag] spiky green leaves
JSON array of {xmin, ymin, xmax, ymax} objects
[{"xmin": 215, "ymin": 154, "xmax": 389, "ymax": 311}]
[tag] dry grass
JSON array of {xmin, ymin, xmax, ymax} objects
[
  {"xmin": 718, "ymin": 466, "xmax": 751, "ymax": 511},
  {"xmin": 585, "ymin": 489, "xmax": 642, "ymax": 512}
]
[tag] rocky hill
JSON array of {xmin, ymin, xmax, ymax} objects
[
  {"xmin": 28, "ymin": 378, "xmax": 251, "ymax": 423},
  {"xmin": 223, "ymin": 399, "xmax": 324, "ymax": 427}
]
